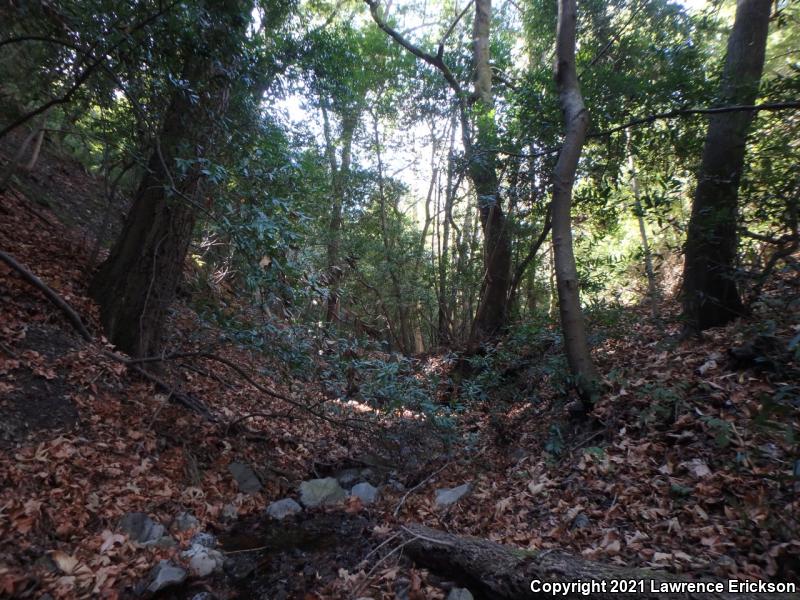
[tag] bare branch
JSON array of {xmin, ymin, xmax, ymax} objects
[{"xmin": 437, "ymin": 0, "xmax": 474, "ymax": 59}]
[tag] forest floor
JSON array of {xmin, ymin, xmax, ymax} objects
[{"xmin": 1, "ymin": 144, "xmax": 799, "ymax": 600}]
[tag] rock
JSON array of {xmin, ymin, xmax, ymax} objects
[
  {"xmin": 266, "ymin": 498, "xmax": 302, "ymax": 520},
  {"xmin": 34, "ymin": 555, "xmax": 59, "ymax": 574},
  {"xmin": 334, "ymin": 468, "xmax": 362, "ymax": 488},
  {"xmin": 190, "ymin": 531, "xmax": 218, "ymax": 548},
  {"xmin": 509, "ymin": 447, "xmax": 528, "ymax": 462},
  {"xmin": 224, "ymin": 555, "xmax": 256, "ymax": 581},
  {"xmin": 434, "ymin": 483, "xmax": 471, "ymax": 508},
  {"xmin": 794, "ymin": 459, "xmax": 800, "ymax": 492},
  {"xmin": 299, "ymin": 477, "xmax": 347, "ymax": 508},
  {"xmin": 145, "ymin": 535, "xmax": 177, "ymax": 549},
  {"xmin": 190, "ymin": 593, "xmax": 216, "ymax": 600},
  {"xmin": 118, "ymin": 512, "xmax": 165, "ymax": 544},
  {"xmin": 394, "ymin": 576, "xmax": 411, "ymax": 600},
  {"xmin": 146, "ymin": 560, "xmax": 187, "ymax": 593},
  {"xmin": 571, "ymin": 512, "xmax": 590, "ymax": 530},
  {"xmin": 447, "ymin": 588, "xmax": 474, "ymax": 600},
  {"xmin": 350, "ymin": 482, "xmax": 379, "ymax": 505},
  {"xmin": 183, "ymin": 544, "xmax": 225, "ymax": 577},
  {"xmin": 221, "ymin": 503, "xmax": 238, "ymax": 521},
  {"xmin": 228, "ymin": 462, "xmax": 263, "ymax": 494},
  {"xmin": 171, "ymin": 511, "xmax": 199, "ymax": 532}
]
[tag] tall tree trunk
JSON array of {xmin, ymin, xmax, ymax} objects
[
  {"xmin": 552, "ymin": 0, "xmax": 600, "ymax": 402},
  {"xmin": 628, "ymin": 147, "xmax": 658, "ymax": 318},
  {"xmin": 682, "ymin": 0, "xmax": 771, "ymax": 331},
  {"xmin": 89, "ymin": 2, "xmax": 245, "ymax": 358},
  {"xmin": 468, "ymin": 0, "xmax": 512, "ymax": 345},
  {"xmin": 438, "ymin": 113, "xmax": 458, "ymax": 346},
  {"xmin": 372, "ymin": 112, "xmax": 413, "ymax": 353},
  {"xmin": 322, "ymin": 106, "xmax": 357, "ymax": 323},
  {"xmin": 23, "ymin": 127, "xmax": 46, "ymax": 172}
]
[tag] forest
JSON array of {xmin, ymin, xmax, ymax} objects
[{"xmin": 0, "ymin": 0, "xmax": 799, "ymax": 598}]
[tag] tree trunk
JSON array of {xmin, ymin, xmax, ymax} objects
[
  {"xmin": 372, "ymin": 111, "xmax": 413, "ymax": 353},
  {"xmin": 322, "ymin": 106, "xmax": 358, "ymax": 324},
  {"xmin": 552, "ymin": 0, "xmax": 600, "ymax": 402},
  {"xmin": 468, "ymin": 0, "xmax": 512, "ymax": 345},
  {"xmin": 403, "ymin": 524, "xmax": 795, "ymax": 600},
  {"xmin": 438, "ymin": 113, "xmax": 458, "ymax": 346},
  {"xmin": 628, "ymin": 148, "xmax": 658, "ymax": 318},
  {"xmin": 23, "ymin": 127, "xmax": 46, "ymax": 172},
  {"xmin": 682, "ymin": 0, "xmax": 771, "ymax": 331},
  {"xmin": 90, "ymin": 3, "xmax": 244, "ymax": 358},
  {"xmin": 90, "ymin": 91, "xmax": 204, "ymax": 357}
]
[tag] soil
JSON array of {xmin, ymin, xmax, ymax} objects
[{"xmin": 144, "ymin": 512, "xmax": 375, "ymax": 600}]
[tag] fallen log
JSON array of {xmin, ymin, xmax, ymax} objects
[{"xmin": 402, "ymin": 524, "xmax": 797, "ymax": 600}]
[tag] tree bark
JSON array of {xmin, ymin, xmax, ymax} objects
[
  {"xmin": 372, "ymin": 111, "xmax": 413, "ymax": 352},
  {"xmin": 438, "ymin": 113, "xmax": 458, "ymax": 346},
  {"xmin": 552, "ymin": 0, "xmax": 599, "ymax": 401},
  {"xmin": 321, "ymin": 105, "xmax": 358, "ymax": 324},
  {"xmin": 468, "ymin": 0, "xmax": 513, "ymax": 345},
  {"xmin": 628, "ymin": 147, "xmax": 658, "ymax": 318},
  {"xmin": 681, "ymin": 0, "xmax": 771, "ymax": 331},
  {"xmin": 403, "ymin": 524, "xmax": 795, "ymax": 600},
  {"xmin": 89, "ymin": 2, "xmax": 246, "ymax": 358}
]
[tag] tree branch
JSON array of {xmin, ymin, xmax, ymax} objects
[
  {"xmin": 0, "ymin": 249, "xmax": 93, "ymax": 340},
  {"xmin": 590, "ymin": 100, "xmax": 800, "ymax": 138}
]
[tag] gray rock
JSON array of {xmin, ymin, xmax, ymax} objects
[
  {"xmin": 394, "ymin": 576, "xmax": 411, "ymax": 600},
  {"xmin": 334, "ymin": 468, "xmax": 362, "ymax": 488},
  {"xmin": 190, "ymin": 531, "xmax": 218, "ymax": 548},
  {"xmin": 171, "ymin": 511, "xmax": 199, "ymax": 532},
  {"xmin": 118, "ymin": 512, "xmax": 165, "ymax": 544},
  {"xmin": 299, "ymin": 477, "xmax": 347, "ymax": 508},
  {"xmin": 266, "ymin": 498, "xmax": 302, "ymax": 520},
  {"xmin": 34, "ymin": 555, "xmax": 59, "ymax": 573},
  {"xmin": 509, "ymin": 447, "xmax": 528, "ymax": 462},
  {"xmin": 434, "ymin": 483, "xmax": 471, "ymax": 508},
  {"xmin": 146, "ymin": 560, "xmax": 187, "ymax": 593},
  {"xmin": 190, "ymin": 594, "xmax": 216, "ymax": 600},
  {"xmin": 447, "ymin": 588, "xmax": 474, "ymax": 600},
  {"xmin": 224, "ymin": 555, "xmax": 256, "ymax": 581},
  {"xmin": 228, "ymin": 462, "xmax": 263, "ymax": 494},
  {"xmin": 221, "ymin": 503, "xmax": 238, "ymax": 521},
  {"xmin": 183, "ymin": 544, "xmax": 225, "ymax": 577},
  {"xmin": 571, "ymin": 512, "xmax": 590, "ymax": 530},
  {"xmin": 350, "ymin": 482, "xmax": 379, "ymax": 505},
  {"xmin": 144, "ymin": 535, "xmax": 177, "ymax": 549}
]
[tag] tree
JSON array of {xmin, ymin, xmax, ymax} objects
[
  {"xmin": 365, "ymin": 0, "xmax": 513, "ymax": 346},
  {"xmin": 552, "ymin": 0, "xmax": 599, "ymax": 402},
  {"xmin": 89, "ymin": 0, "xmax": 252, "ymax": 357},
  {"xmin": 682, "ymin": 0, "xmax": 772, "ymax": 332},
  {"xmin": 467, "ymin": 0, "xmax": 513, "ymax": 345}
]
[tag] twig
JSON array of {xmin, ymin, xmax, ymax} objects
[
  {"xmin": 0, "ymin": 249, "xmax": 93, "ymax": 340},
  {"xmin": 225, "ymin": 411, "xmax": 296, "ymax": 434},
  {"xmin": 361, "ymin": 531, "xmax": 402, "ymax": 563},
  {"xmin": 0, "ymin": 249, "xmax": 214, "ymax": 420},
  {"xmin": 222, "ymin": 545, "xmax": 270, "ymax": 555},
  {"xmin": 355, "ymin": 538, "xmax": 412, "ymax": 596},
  {"xmin": 399, "ymin": 525, "xmax": 456, "ymax": 547},
  {"xmin": 393, "ymin": 462, "xmax": 450, "ymax": 517},
  {"xmin": 128, "ymin": 350, "xmax": 372, "ymax": 430}
]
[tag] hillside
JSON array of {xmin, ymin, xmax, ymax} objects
[{"xmin": 1, "ymin": 133, "xmax": 798, "ymax": 599}]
